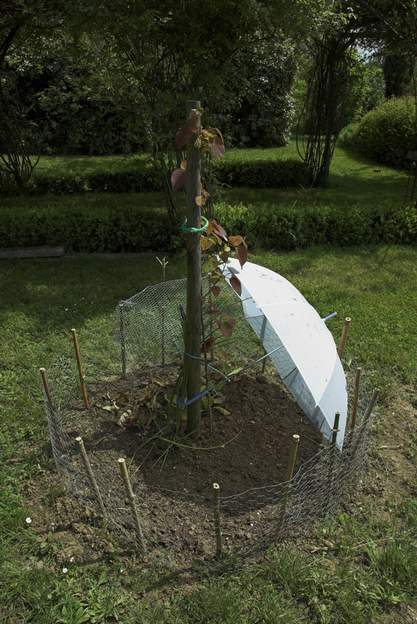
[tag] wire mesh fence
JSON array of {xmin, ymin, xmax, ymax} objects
[{"xmin": 41, "ymin": 277, "xmax": 378, "ymax": 563}]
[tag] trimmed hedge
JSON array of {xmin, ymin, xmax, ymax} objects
[
  {"xmin": 25, "ymin": 158, "xmax": 309, "ymax": 196},
  {"xmin": 339, "ymin": 97, "xmax": 417, "ymax": 169},
  {"xmin": 1, "ymin": 201, "xmax": 416, "ymax": 253}
]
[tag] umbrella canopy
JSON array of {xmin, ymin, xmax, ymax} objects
[{"xmin": 223, "ymin": 259, "xmax": 348, "ymax": 448}]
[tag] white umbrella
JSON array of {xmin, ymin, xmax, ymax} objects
[{"xmin": 223, "ymin": 259, "xmax": 348, "ymax": 448}]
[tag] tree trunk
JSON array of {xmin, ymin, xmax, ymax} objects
[{"xmin": 184, "ymin": 100, "xmax": 202, "ymax": 433}]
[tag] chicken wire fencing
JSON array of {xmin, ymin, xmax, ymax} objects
[{"xmin": 41, "ymin": 276, "xmax": 379, "ymax": 563}]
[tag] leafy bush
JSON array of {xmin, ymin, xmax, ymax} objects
[
  {"xmin": 214, "ymin": 159, "xmax": 309, "ymax": 188},
  {"xmin": 339, "ymin": 97, "xmax": 417, "ymax": 169},
  {"xmin": 1, "ymin": 201, "xmax": 416, "ymax": 253},
  {"xmin": 24, "ymin": 158, "xmax": 309, "ymax": 195}
]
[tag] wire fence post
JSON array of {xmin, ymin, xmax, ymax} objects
[
  {"xmin": 326, "ymin": 412, "xmax": 340, "ymax": 515},
  {"xmin": 260, "ymin": 316, "xmax": 267, "ymax": 373},
  {"xmin": 278, "ymin": 434, "xmax": 300, "ymax": 534},
  {"xmin": 212, "ymin": 482, "xmax": 223, "ymax": 558},
  {"xmin": 118, "ymin": 458, "xmax": 147, "ymax": 555},
  {"xmin": 156, "ymin": 257, "xmax": 168, "ymax": 367},
  {"xmin": 39, "ymin": 367, "xmax": 53, "ymax": 407},
  {"xmin": 338, "ymin": 317, "xmax": 351, "ymax": 357},
  {"xmin": 76, "ymin": 436, "xmax": 106, "ymax": 519},
  {"xmin": 71, "ymin": 329, "xmax": 90, "ymax": 409},
  {"xmin": 349, "ymin": 367, "xmax": 362, "ymax": 431},
  {"xmin": 350, "ymin": 389, "xmax": 379, "ymax": 465},
  {"xmin": 118, "ymin": 303, "xmax": 127, "ymax": 378}
]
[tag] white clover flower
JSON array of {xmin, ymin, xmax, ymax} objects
[
  {"xmin": 62, "ymin": 567, "xmax": 68, "ymax": 574},
  {"xmin": 25, "ymin": 517, "xmax": 32, "ymax": 524},
  {"xmin": 69, "ymin": 556, "xmax": 75, "ymax": 563}
]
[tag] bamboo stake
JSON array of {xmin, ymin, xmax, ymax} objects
[
  {"xmin": 326, "ymin": 412, "xmax": 340, "ymax": 515},
  {"xmin": 76, "ymin": 436, "xmax": 106, "ymax": 518},
  {"xmin": 349, "ymin": 367, "xmax": 362, "ymax": 431},
  {"xmin": 39, "ymin": 367, "xmax": 53, "ymax": 406},
  {"xmin": 338, "ymin": 317, "xmax": 351, "ymax": 357},
  {"xmin": 118, "ymin": 458, "xmax": 147, "ymax": 555},
  {"xmin": 71, "ymin": 329, "xmax": 90, "ymax": 409},
  {"xmin": 260, "ymin": 316, "xmax": 267, "ymax": 374},
  {"xmin": 278, "ymin": 434, "xmax": 300, "ymax": 531},
  {"xmin": 212, "ymin": 482, "xmax": 223, "ymax": 558},
  {"xmin": 350, "ymin": 389, "xmax": 379, "ymax": 466},
  {"xmin": 118, "ymin": 303, "xmax": 127, "ymax": 378},
  {"xmin": 156, "ymin": 257, "xmax": 168, "ymax": 367}
]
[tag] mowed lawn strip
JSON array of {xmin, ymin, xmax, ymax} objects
[{"xmin": 0, "ymin": 245, "xmax": 416, "ymax": 623}]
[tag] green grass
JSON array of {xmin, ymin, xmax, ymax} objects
[
  {"xmin": 4, "ymin": 142, "xmax": 410, "ymax": 216},
  {"xmin": 1, "ymin": 246, "xmax": 416, "ymax": 622}
]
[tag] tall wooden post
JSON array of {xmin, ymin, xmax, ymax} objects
[{"xmin": 184, "ymin": 100, "xmax": 202, "ymax": 433}]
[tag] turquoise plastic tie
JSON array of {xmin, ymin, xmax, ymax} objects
[{"xmin": 180, "ymin": 216, "xmax": 209, "ymax": 234}]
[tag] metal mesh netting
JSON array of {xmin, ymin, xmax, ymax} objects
[{"xmin": 42, "ymin": 277, "xmax": 378, "ymax": 561}]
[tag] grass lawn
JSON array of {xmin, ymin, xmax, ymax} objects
[
  {"xmin": 7, "ymin": 142, "xmax": 407, "ymax": 217},
  {"xmin": 1, "ymin": 246, "xmax": 416, "ymax": 623}
]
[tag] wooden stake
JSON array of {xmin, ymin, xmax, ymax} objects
[
  {"xmin": 350, "ymin": 389, "xmax": 379, "ymax": 464},
  {"xmin": 349, "ymin": 367, "xmax": 362, "ymax": 431},
  {"xmin": 71, "ymin": 329, "xmax": 90, "ymax": 409},
  {"xmin": 212, "ymin": 482, "xmax": 223, "ymax": 558},
  {"xmin": 156, "ymin": 257, "xmax": 168, "ymax": 367},
  {"xmin": 326, "ymin": 412, "xmax": 340, "ymax": 514},
  {"xmin": 118, "ymin": 458, "xmax": 147, "ymax": 555},
  {"xmin": 76, "ymin": 436, "xmax": 106, "ymax": 518},
  {"xmin": 331, "ymin": 412, "xmax": 340, "ymax": 447},
  {"xmin": 39, "ymin": 367, "xmax": 52, "ymax": 406},
  {"xmin": 118, "ymin": 304, "xmax": 127, "ymax": 378},
  {"xmin": 184, "ymin": 100, "xmax": 203, "ymax": 434},
  {"xmin": 278, "ymin": 434, "xmax": 300, "ymax": 531},
  {"xmin": 338, "ymin": 317, "xmax": 351, "ymax": 357},
  {"xmin": 260, "ymin": 316, "xmax": 267, "ymax": 374}
]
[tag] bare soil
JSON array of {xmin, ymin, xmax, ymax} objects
[{"xmin": 28, "ymin": 368, "xmax": 324, "ymax": 565}]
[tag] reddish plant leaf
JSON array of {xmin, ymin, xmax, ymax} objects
[
  {"xmin": 228, "ymin": 235, "xmax": 244, "ymax": 248},
  {"xmin": 171, "ymin": 168, "xmax": 187, "ymax": 191},
  {"xmin": 230, "ymin": 274, "xmax": 242, "ymax": 295},
  {"xmin": 237, "ymin": 242, "xmax": 248, "ymax": 268},
  {"xmin": 211, "ymin": 285, "xmax": 221, "ymax": 297},
  {"xmin": 210, "ymin": 136, "xmax": 225, "ymax": 159},
  {"xmin": 218, "ymin": 317, "xmax": 236, "ymax": 338},
  {"xmin": 201, "ymin": 336, "xmax": 215, "ymax": 353},
  {"xmin": 208, "ymin": 219, "xmax": 228, "ymax": 242}
]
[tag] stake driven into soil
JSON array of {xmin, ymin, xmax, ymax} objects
[
  {"xmin": 76, "ymin": 436, "xmax": 106, "ymax": 519},
  {"xmin": 118, "ymin": 458, "xmax": 147, "ymax": 555},
  {"xmin": 71, "ymin": 328, "xmax": 90, "ymax": 409},
  {"xmin": 278, "ymin": 433, "xmax": 300, "ymax": 531},
  {"xmin": 184, "ymin": 99, "xmax": 203, "ymax": 433}
]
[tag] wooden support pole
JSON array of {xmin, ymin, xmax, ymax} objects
[
  {"xmin": 338, "ymin": 317, "xmax": 351, "ymax": 357},
  {"xmin": 212, "ymin": 482, "xmax": 223, "ymax": 558},
  {"xmin": 184, "ymin": 100, "xmax": 202, "ymax": 434},
  {"xmin": 71, "ymin": 329, "xmax": 90, "ymax": 409},
  {"xmin": 76, "ymin": 436, "xmax": 106, "ymax": 519},
  {"xmin": 278, "ymin": 434, "xmax": 300, "ymax": 531},
  {"xmin": 349, "ymin": 367, "xmax": 362, "ymax": 431},
  {"xmin": 118, "ymin": 458, "xmax": 147, "ymax": 555},
  {"xmin": 39, "ymin": 367, "xmax": 53, "ymax": 406}
]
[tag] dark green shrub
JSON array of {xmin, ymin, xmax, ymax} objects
[
  {"xmin": 25, "ymin": 158, "xmax": 310, "ymax": 196},
  {"xmin": 339, "ymin": 97, "xmax": 417, "ymax": 169},
  {"xmin": 1, "ymin": 201, "xmax": 415, "ymax": 253},
  {"xmin": 214, "ymin": 159, "xmax": 309, "ymax": 188}
]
